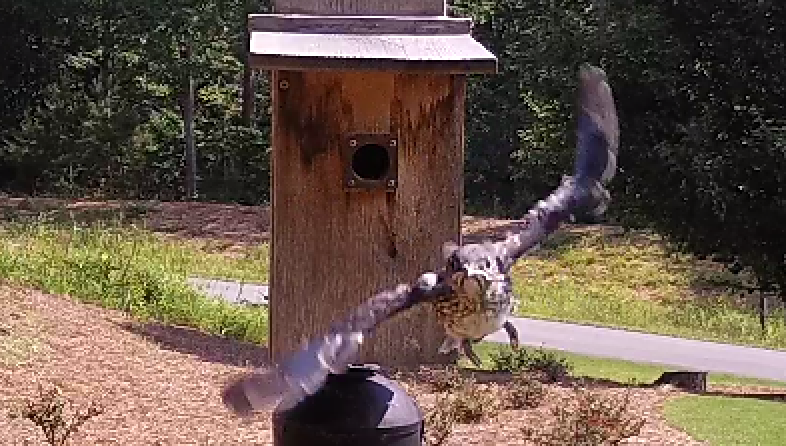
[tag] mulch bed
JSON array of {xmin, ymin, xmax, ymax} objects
[{"xmin": 0, "ymin": 285, "xmax": 710, "ymax": 445}]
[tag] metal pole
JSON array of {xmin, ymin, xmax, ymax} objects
[
  {"xmin": 183, "ymin": 41, "xmax": 197, "ymax": 200},
  {"xmin": 759, "ymin": 290, "xmax": 768, "ymax": 334}
]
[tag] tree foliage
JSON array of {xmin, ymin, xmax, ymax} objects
[
  {"xmin": 0, "ymin": 0, "xmax": 272, "ymax": 202},
  {"xmin": 457, "ymin": 0, "xmax": 786, "ymax": 299}
]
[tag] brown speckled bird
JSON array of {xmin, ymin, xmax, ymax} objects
[
  {"xmin": 421, "ymin": 62, "xmax": 618, "ymax": 368},
  {"xmin": 222, "ymin": 63, "xmax": 620, "ymax": 415},
  {"xmin": 429, "ymin": 241, "xmax": 520, "ymax": 367}
]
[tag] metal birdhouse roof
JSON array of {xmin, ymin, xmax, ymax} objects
[{"xmin": 247, "ymin": 14, "xmax": 497, "ymax": 73}]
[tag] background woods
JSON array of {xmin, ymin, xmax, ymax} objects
[
  {"xmin": 1, "ymin": 0, "xmax": 273, "ymax": 203},
  {"xmin": 1, "ymin": 0, "xmax": 785, "ymax": 300}
]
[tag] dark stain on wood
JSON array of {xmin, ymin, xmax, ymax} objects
[
  {"xmin": 384, "ymin": 192, "xmax": 398, "ymax": 259},
  {"xmin": 276, "ymin": 71, "xmax": 345, "ymax": 168}
]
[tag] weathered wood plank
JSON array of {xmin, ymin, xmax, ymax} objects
[
  {"xmin": 377, "ymin": 71, "xmax": 465, "ymax": 364},
  {"xmin": 249, "ymin": 55, "xmax": 497, "ymax": 73},
  {"xmin": 248, "ymin": 14, "xmax": 471, "ymax": 35},
  {"xmin": 248, "ymin": 33, "xmax": 498, "ymax": 73},
  {"xmin": 273, "ymin": 0, "xmax": 446, "ymax": 16},
  {"xmin": 269, "ymin": 70, "xmax": 464, "ymax": 366}
]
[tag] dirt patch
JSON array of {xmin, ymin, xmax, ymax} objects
[
  {"xmin": 144, "ymin": 202, "xmax": 271, "ymax": 245},
  {"xmin": 0, "ymin": 197, "xmax": 270, "ymax": 246},
  {"xmin": 0, "ymin": 197, "xmax": 606, "ymax": 248}
]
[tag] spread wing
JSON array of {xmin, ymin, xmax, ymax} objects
[
  {"xmin": 221, "ymin": 274, "xmax": 452, "ymax": 415},
  {"xmin": 575, "ymin": 63, "xmax": 619, "ymax": 185},
  {"xmin": 495, "ymin": 63, "xmax": 620, "ymax": 270}
]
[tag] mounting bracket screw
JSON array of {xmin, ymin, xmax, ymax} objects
[
  {"xmin": 349, "ymin": 139, "xmax": 358, "ymax": 147},
  {"xmin": 388, "ymin": 179, "xmax": 396, "ymax": 187},
  {"xmin": 348, "ymin": 178, "xmax": 356, "ymax": 186},
  {"xmin": 389, "ymin": 139, "xmax": 398, "ymax": 147},
  {"xmin": 279, "ymin": 80, "xmax": 289, "ymax": 90}
]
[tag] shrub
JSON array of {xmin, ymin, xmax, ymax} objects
[
  {"xmin": 450, "ymin": 378, "xmax": 498, "ymax": 424},
  {"xmin": 423, "ymin": 365, "xmax": 465, "ymax": 393},
  {"xmin": 525, "ymin": 386, "xmax": 645, "ymax": 445},
  {"xmin": 489, "ymin": 346, "xmax": 574, "ymax": 382},
  {"xmin": 506, "ymin": 373, "xmax": 547, "ymax": 409},
  {"xmin": 8, "ymin": 383, "xmax": 105, "ymax": 446},
  {"xmin": 424, "ymin": 391, "xmax": 458, "ymax": 446}
]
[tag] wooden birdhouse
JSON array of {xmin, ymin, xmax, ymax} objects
[{"xmin": 249, "ymin": 0, "xmax": 497, "ymax": 366}]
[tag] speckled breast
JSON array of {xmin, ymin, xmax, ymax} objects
[{"xmin": 433, "ymin": 275, "xmax": 517, "ymax": 340}]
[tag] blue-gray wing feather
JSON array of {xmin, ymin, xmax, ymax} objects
[
  {"xmin": 221, "ymin": 276, "xmax": 452, "ymax": 415},
  {"xmin": 575, "ymin": 64, "xmax": 619, "ymax": 185},
  {"xmin": 497, "ymin": 63, "xmax": 620, "ymax": 267}
]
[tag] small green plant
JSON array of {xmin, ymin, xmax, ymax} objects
[
  {"xmin": 424, "ymin": 365, "xmax": 464, "ymax": 393},
  {"xmin": 525, "ymin": 386, "xmax": 645, "ymax": 445},
  {"xmin": 450, "ymin": 378, "xmax": 497, "ymax": 424},
  {"xmin": 8, "ymin": 383, "xmax": 105, "ymax": 446},
  {"xmin": 423, "ymin": 391, "xmax": 458, "ymax": 446},
  {"xmin": 489, "ymin": 346, "xmax": 573, "ymax": 383},
  {"xmin": 506, "ymin": 373, "xmax": 547, "ymax": 410},
  {"xmin": 526, "ymin": 349, "xmax": 574, "ymax": 383},
  {"xmin": 487, "ymin": 345, "xmax": 530, "ymax": 373},
  {"xmin": 422, "ymin": 367, "xmax": 497, "ymax": 440}
]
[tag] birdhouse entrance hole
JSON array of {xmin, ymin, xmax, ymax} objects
[
  {"xmin": 344, "ymin": 134, "xmax": 398, "ymax": 190},
  {"xmin": 352, "ymin": 144, "xmax": 389, "ymax": 181}
]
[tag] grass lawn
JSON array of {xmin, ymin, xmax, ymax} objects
[
  {"xmin": 663, "ymin": 395, "xmax": 786, "ymax": 446},
  {"xmin": 0, "ymin": 206, "xmax": 269, "ymax": 344},
  {"xmin": 512, "ymin": 226, "xmax": 786, "ymax": 350},
  {"xmin": 468, "ymin": 342, "xmax": 786, "ymax": 388},
  {"xmin": 1, "ymin": 199, "xmax": 784, "ymax": 355}
]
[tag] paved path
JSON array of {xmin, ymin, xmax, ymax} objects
[
  {"xmin": 188, "ymin": 278, "xmax": 786, "ymax": 383},
  {"xmin": 187, "ymin": 277, "xmax": 269, "ymax": 306},
  {"xmin": 486, "ymin": 318, "xmax": 786, "ymax": 382}
]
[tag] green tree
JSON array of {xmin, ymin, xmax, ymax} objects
[
  {"xmin": 1, "ymin": 0, "xmax": 272, "ymax": 203},
  {"xmin": 632, "ymin": 1, "xmax": 786, "ymax": 299},
  {"xmin": 459, "ymin": 0, "xmax": 786, "ymax": 303}
]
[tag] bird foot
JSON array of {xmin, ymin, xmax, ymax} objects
[{"xmin": 503, "ymin": 320, "xmax": 520, "ymax": 351}]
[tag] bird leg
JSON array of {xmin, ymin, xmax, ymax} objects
[
  {"xmin": 503, "ymin": 320, "xmax": 520, "ymax": 350},
  {"xmin": 461, "ymin": 339, "xmax": 484, "ymax": 368}
]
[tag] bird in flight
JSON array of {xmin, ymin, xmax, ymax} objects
[{"xmin": 222, "ymin": 63, "xmax": 620, "ymax": 415}]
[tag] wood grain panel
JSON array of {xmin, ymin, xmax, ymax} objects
[{"xmin": 269, "ymin": 70, "xmax": 464, "ymax": 367}]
